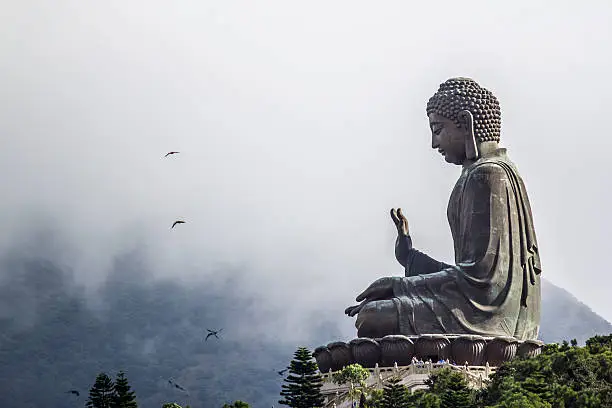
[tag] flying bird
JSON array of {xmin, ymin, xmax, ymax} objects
[
  {"xmin": 171, "ymin": 220, "xmax": 186, "ymax": 229},
  {"xmin": 205, "ymin": 328, "xmax": 222, "ymax": 341},
  {"xmin": 168, "ymin": 379, "xmax": 188, "ymax": 394},
  {"xmin": 66, "ymin": 390, "xmax": 80, "ymax": 397},
  {"xmin": 164, "ymin": 151, "xmax": 180, "ymax": 157}
]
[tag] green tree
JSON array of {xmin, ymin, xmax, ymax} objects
[
  {"xmin": 585, "ymin": 334, "xmax": 612, "ymax": 354},
  {"xmin": 87, "ymin": 373, "xmax": 116, "ymax": 408},
  {"xmin": 161, "ymin": 404, "xmax": 182, "ymax": 408},
  {"xmin": 222, "ymin": 402, "xmax": 250, "ymax": 408},
  {"xmin": 380, "ymin": 376, "xmax": 408, "ymax": 408},
  {"xmin": 113, "ymin": 371, "xmax": 138, "ymax": 408},
  {"xmin": 521, "ymin": 372, "xmax": 552, "ymax": 402},
  {"xmin": 332, "ymin": 363, "xmax": 371, "ymax": 406},
  {"xmin": 367, "ymin": 389, "xmax": 384, "ymax": 407},
  {"xmin": 489, "ymin": 392, "xmax": 551, "ymax": 408},
  {"xmin": 422, "ymin": 368, "xmax": 474, "ymax": 408},
  {"xmin": 278, "ymin": 346, "xmax": 325, "ymax": 408},
  {"xmin": 409, "ymin": 391, "xmax": 441, "ymax": 408},
  {"xmin": 438, "ymin": 374, "xmax": 472, "ymax": 408}
]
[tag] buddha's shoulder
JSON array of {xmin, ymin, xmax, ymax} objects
[
  {"xmin": 466, "ymin": 158, "xmax": 516, "ymax": 183},
  {"xmin": 469, "ymin": 158, "xmax": 509, "ymax": 173}
]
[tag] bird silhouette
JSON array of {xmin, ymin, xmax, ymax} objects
[
  {"xmin": 66, "ymin": 390, "xmax": 80, "ymax": 397},
  {"xmin": 171, "ymin": 220, "xmax": 186, "ymax": 229},
  {"xmin": 205, "ymin": 328, "xmax": 222, "ymax": 341},
  {"xmin": 168, "ymin": 378, "xmax": 188, "ymax": 394},
  {"xmin": 164, "ymin": 151, "xmax": 180, "ymax": 157}
]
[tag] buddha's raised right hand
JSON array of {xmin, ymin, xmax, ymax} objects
[
  {"xmin": 391, "ymin": 208, "xmax": 409, "ymax": 236},
  {"xmin": 392, "ymin": 208, "xmax": 413, "ymax": 267}
]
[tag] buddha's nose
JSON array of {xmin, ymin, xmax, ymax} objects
[{"xmin": 432, "ymin": 135, "xmax": 440, "ymax": 149}]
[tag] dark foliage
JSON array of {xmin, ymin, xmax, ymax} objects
[
  {"xmin": 87, "ymin": 373, "xmax": 116, "ymax": 408},
  {"xmin": 113, "ymin": 371, "xmax": 138, "ymax": 408},
  {"xmin": 278, "ymin": 347, "xmax": 325, "ymax": 408},
  {"xmin": 380, "ymin": 376, "xmax": 409, "ymax": 408}
]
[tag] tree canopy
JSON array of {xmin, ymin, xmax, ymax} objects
[{"xmin": 278, "ymin": 347, "xmax": 325, "ymax": 408}]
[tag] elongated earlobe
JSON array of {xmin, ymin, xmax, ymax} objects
[{"xmin": 458, "ymin": 110, "xmax": 479, "ymax": 160}]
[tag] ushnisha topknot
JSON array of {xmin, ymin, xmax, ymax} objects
[{"xmin": 426, "ymin": 77, "xmax": 502, "ymax": 143}]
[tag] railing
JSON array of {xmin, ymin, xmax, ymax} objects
[
  {"xmin": 321, "ymin": 361, "xmax": 496, "ymax": 407},
  {"xmin": 321, "ymin": 361, "xmax": 495, "ymax": 384}
]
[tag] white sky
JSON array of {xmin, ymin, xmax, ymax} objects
[{"xmin": 1, "ymin": 0, "xmax": 611, "ymax": 340}]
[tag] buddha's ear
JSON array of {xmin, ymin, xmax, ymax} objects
[{"xmin": 458, "ymin": 110, "xmax": 479, "ymax": 160}]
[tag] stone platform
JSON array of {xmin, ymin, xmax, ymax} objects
[{"xmin": 314, "ymin": 334, "xmax": 543, "ymax": 373}]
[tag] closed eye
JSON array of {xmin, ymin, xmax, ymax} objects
[{"xmin": 433, "ymin": 127, "xmax": 443, "ymax": 135}]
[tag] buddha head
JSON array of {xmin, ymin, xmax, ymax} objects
[{"xmin": 426, "ymin": 77, "xmax": 501, "ymax": 165}]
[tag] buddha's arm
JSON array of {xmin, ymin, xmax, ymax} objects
[
  {"xmin": 395, "ymin": 233, "xmax": 452, "ymax": 276},
  {"xmin": 404, "ymin": 248, "xmax": 453, "ymax": 277},
  {"xmin": 394, "ymin": 235, "xmax": 410, "ymax": 268}
]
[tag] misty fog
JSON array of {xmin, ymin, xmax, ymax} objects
[{"xmin": 2, "ymin": 0, "xmax": 611, "ymax": 353}]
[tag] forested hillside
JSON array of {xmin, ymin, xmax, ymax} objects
[{"xmin": 0, "ymin": 255, "xmax": 609, "ymax": 407}]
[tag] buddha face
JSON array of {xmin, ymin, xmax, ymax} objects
[{"xmin": 428, "ymin": 112, "xmax": 468, "ymax": 165}]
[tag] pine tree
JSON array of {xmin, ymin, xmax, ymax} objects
[
  {"xmin": 413, "ymin": 392, "xmax": 442, "ymax": 408},
  {"xmin": 521, "ymin": 372, "xmax": 552, "ymax": 402},
  {"xmin": 439, "ymin": 373, "xmax": 472, "ymax": 408},
  {"xmin": 278, "ymin": 346, "xmax": 325, "ymax": 408},
  {"xmin": 423, "ymin": 367, "xmax": 473, "ymax": 408},
  {"xmin": 87, "ymin": 373, "xmax": 116, "ymax": 408},
  {"xmin": 381, "ymin": 376, "xmax": 409, "ymax": 408},
  {"xmin": 113, "ymin": 371, "xmax": 138, "ymax": 408}
]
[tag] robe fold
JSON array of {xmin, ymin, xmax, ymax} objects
[{"xmin": 386, "ymin": 148, "xmax": 541, "ymax": 340}]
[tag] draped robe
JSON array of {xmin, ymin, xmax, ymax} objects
[{"xmin": 363, "ymin": 148, "xmax": 542, "ymax": 340}]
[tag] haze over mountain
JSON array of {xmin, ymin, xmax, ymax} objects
[
  {"xmin": 0, "ymin": 241, "xmax": 609, "ymax": 408},
  {"xmin": 539, "ymin": 279, "xmax": 612, "ymax": 346}
]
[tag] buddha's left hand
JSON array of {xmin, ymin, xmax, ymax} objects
[
  {"xmin": 344, "ymin": 277, "xmax": 402, "ymax": 317},
  {"xmin": 356, "ymin": 276, "xmax": 401, "ymax": 302}
]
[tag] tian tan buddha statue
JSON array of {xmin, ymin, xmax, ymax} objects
[{"xmin": 345, "ymin": 77, "xmax": 542, "ymax": 341}]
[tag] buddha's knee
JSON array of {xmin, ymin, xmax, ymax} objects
[{"xmin": 355, "ymin": 300, "xmax": 399, "ymax": 338}]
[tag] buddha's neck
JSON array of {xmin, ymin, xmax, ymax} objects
[{"xmin": 462, "ymin": 142, "xmax": 500, "ymax": 169}]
